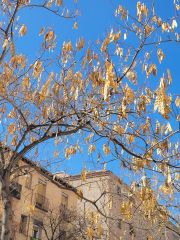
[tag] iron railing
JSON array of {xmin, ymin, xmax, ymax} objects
[
  {"xmin": 35, "ymin": 193, "xmax": 49, "ymax": 212},
  {"xmin": 9, "ymin": 182, "xmax": 22, "ymax": 200}
]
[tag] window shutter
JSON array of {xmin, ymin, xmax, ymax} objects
[
  {"xmin": 37, "ymin": 182, "xmax": 44, "ymax": 196},
  {"xmin": 36, "ymin": 182, "xmax": 45, "ymax": 205},
  {"xmin": 61, "ymin": 195, "xmax": 66, "ymax": 205},
  {"xmin": 33, "ymin": 226, "xmax": 38, "ymax": 232}
]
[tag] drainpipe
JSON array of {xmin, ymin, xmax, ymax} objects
[{"xmin": 26, "ymin": 188, "xmax": 33, "ymax": 240}]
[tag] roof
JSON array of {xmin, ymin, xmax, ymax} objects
[
  {"xmin": 4, "ymin": 146, "xmax": 76, "ymax": 193},
  {"xmin": 62, "ymin": 170, "xmax": 130, "ymax": 190}
]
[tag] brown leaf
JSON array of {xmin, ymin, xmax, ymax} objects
[
  {"xmin": 10, "ymin": 41, "xmax": 15, "ymax": 59},
  {"xmin": 39, "ymin": 27, "xmax": 45, "ymax": 35},
  {"xmin": 167, "ymin": 69, "xmax": 172, "ymax": 86},
  {"xmin": 2, "ymin": 39, "xmax": 8, "ymax": 50},
  {"xmin": 72, "ymin": 22, "xmax": 78, "ymax": 30},
  {"xmin": 19, "ymin": 24, "xmax": 27, "ymax": 36}
]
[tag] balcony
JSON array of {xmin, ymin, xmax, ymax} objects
[
  {"xmin": 9, "ymin": 182, "xmax": 22, "ymax": 200},
  {"xmin": 35, "ymin": 193, "xmax": 49, "ymax": 212}
]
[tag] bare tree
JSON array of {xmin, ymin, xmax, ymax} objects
[{"xmin": 26, "ymin": 203, "xmax": 106, "ymax": 240}]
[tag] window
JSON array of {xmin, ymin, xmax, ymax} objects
[
  {"xmin": 61, "ymin": 193, "xmax": 68, "ymax": 208},
  {"xmin": 118, "ymin": 219, "xmax": 122, "ymax": 229},
  {"xmin": 9, "ymin": 173, "xmax": 22, "ymax": 200},
  {"xmin": 25, "ymin": 174, "xmax": 31, "ymax": 189},
  {"xmin": 19, "ymin": 215, "xmax": 27, "ymax": 234},
  {"xmin": 32, "ymin": 225, "xmax": 39, "ymax": 239},
  {"xmin": 32, "ymin": 220, "xmax": 42, "ymax": 240},
  {"xmin": 117, "ymin": 186, "xmax": 121, "ymax": 195},
  {"xmin": 129, "ymin": 224, "xmax": 135, "ymax": 237},
  {"xmin": 36, "ymin": 180, "xmax": 46, "ymax": 207}
]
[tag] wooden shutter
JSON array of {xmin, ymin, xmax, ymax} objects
[
  {"xmin": 37, "ymin": 182, "xmax": 44, "ymax": 195},
  {"xmin": 61, "ymin": 195, "xmax": 66, "ymax": 205},
  {"xmin": 61, "ymin": 194, "xmax": 67, "ymax": 207},
  {"xmin": 33, "ymin": 226, "xmax": 38, "ymax": 232},
  {"xmin": 36, "ymin": 182, "xmax": 44, "ymax": 204}
]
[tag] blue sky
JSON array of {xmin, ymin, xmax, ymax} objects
[{"xmin": 3, "ymin": 0, "xmax": 180, "ymax": 186}]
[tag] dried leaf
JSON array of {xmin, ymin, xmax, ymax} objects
[
  {"xmin": 167, "ymin": 69, "xmax": 172, "ymax": 86},
  {"xmin": 165, "ymin": 122, "xmax": 173, "ymax": 135},
  {"xmin": 175, "ymin": 32, "xmax": 179, "ymax": 41},
  {"xmin": 97, "ymin": 152, "xmax": 100, "ymax": 163},
  {"xmin": 73, "ymin": 22, "xmax": 78, "ymax": 30},
  {"xmin": 175, "ymin": 172, "xmax": 179, "ymax": 181},
  {"xmin": 11, "ymin": 135, "xmax": 18, "ymax": 147},
  {"xmin": 87, "ymin": 228, "xmax": 93, "ymax": 239},
  {"xmin": 19, "ymin": 24, "xmax": 27, "ymax": 36},
  {"xmin": 121, "ymin": 8, "xmax": 126, "ymax": 20},
  {"xmin": 10, "ymin": 41, "xmax": 15, "ymax": 59},
  {"xmin": 35, "ymin": 148, "xmax": 38, "ymax": 155},
  {"xmin": 58, "ymin": 0, "xmax": 63, "ymax": 6},
  {"xmin": 157, "ymin": 49, "xmax": 165, "ymax": 64},
  {"xmin": 85, "ymin": 209, "xmax": 90, "ymax": 218},
  {"xmin": 155, "ymin": 121, "xmax": 160, "ymax": 135},
  {"xmin": 82, "ymin": 165, "xmax": 86, "ymax": 181},
  {"xmin": 176, "ymin": 4, "xmax": 180, "ymax": 10},
  {"xmin": 39, "ymin": 27, "xmax": 45, "ymax": 36},
  {"xmin": 66, "ymin": 9, "xmax": 69, "ymax": 18},
  {"xmin": 97, "ymin": 224, "xmax": 102, "ymax": 236},
  {"xmin": 161, "ymin": 124, "xmax": 165, "ymax": 135},
  {"xmin": 2, "ymin": 39, "xmax": 8, "ymax": 50}
]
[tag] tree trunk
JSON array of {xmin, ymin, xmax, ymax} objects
[{"xmin": 1, "ymin": 170, "xmax": 13, "ymax": 240}]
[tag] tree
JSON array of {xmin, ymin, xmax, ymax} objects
[
  {"xmin": 28, "ymin": 203, "xmax": 107, "ymax": 240},
  {"xmin": 30, "ymin": 204, "xmax": 80, "ymax": 240},
  {"xmin": 0, "ymin": 0, "xmax": 180, "ymax": 239}
]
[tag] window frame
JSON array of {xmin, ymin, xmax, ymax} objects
[
  {"xmin": 32, "ymin": 220, "xmax": 42, "ymax": 239},
  {"xmin": 19, "ymin": 215, "xmax": 27, "ymax": 234}
]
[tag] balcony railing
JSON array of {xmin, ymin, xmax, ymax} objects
[
  {"xmin": 35, "ymin": 193, "xmax": 49, "ymax": 212},
  {"xmin": 9, "ymin": 182, "xmax": 22, "ymax": 200}
]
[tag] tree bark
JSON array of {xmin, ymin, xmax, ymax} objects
[{"xmin": 1, "ymin": 170, "xmax": 13, "ymax": 240}]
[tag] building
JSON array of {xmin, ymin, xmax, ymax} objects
[
  {"xmin": 62, "ymin": 170, "xmax": 180, "ymax": 240},
  {"xmin": 2, "ymin": 156, "xmax": 77, "ymax": 240},
  {"xmin": 3, "ymin": 153, "xmax": 180, "ymax": 240}
]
